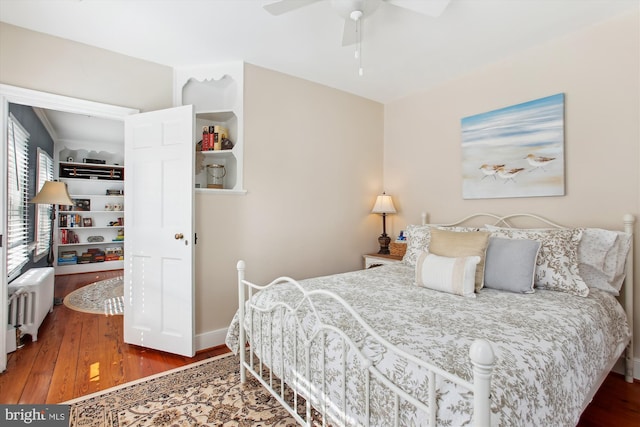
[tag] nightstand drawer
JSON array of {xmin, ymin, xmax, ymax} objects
[{"xmin": 363, "ymin": 253, "xmax": 403, "ymax": 269}]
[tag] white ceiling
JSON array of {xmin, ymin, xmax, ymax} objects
[
  {"xmin": 1, "ymin": 0, "xmax": 638, "ymax": 104},
  {"xmin": 2, "ymin": 0, "xmax": 638, "ymax": 145},
  {"xmin": 35, "ymin": 107, "xmax": 124, "ymax": 147}
]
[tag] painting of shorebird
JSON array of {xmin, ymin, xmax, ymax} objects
[{"xmin": 461, "ymin": 93, "xmax": 565, "ymax": 199}]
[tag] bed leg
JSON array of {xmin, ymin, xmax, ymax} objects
[
  {"xmin": 237, "ymin": 260, "xmax": 247, "ymax": 384},
  {"xmin": 470, "ymin": 339, "xmax": 495, "ymax": 427},
  {"xmin": 625, "ymin": 345, "xmax": 634, "ymax": 383}
]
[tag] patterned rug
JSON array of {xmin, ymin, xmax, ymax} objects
[
  {"xmin": 63, "ymin": 276, "xmax": 124, "ymax": 315},
  {"xmin": 65, "ymin": 353, "xmax": 298, "ymax": 426}
]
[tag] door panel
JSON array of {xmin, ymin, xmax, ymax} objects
[{"xmin": 124, "ymin": 105, "xmax": 195, "ymax": 357}]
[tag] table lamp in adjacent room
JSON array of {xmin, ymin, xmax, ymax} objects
[
  {"xmin": 371, "ymin": 192, "xmax": 397, "ymax": 255},
  {"xmin": 30, "ymin": 181, "xmax": 74, "ymax": 266}
]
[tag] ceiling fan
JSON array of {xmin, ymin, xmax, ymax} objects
[{"xmin": 264, "ymin": 0, "xmax": 451, "ymax": 46}]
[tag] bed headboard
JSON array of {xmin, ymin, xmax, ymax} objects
[{"xmin": 420, "ymin": 212, "xmax": 635, "ymax": 382}]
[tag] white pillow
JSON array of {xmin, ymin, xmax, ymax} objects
[
  {"xmin": 415, "ymin": 251, "xmax": 480, "ymax": 298},
  {"xmin": 578, "ymin": 228, "xmax": 618, "ymax": 273},
  {"xmin": 578, "ymin": 229, "xmax": 632, "ymax": 295},
  {"xmin": 604, "ymin": 232, "xmax": 631, "ymax": 291}
]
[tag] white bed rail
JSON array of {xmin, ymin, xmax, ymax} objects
[
  {"xmin": 237, "ymin": 260, "xmax": 495, "ymax": 426},
  {"xmin": 623, "ymin": 214, "xmax": 634, "ymax": 383}
]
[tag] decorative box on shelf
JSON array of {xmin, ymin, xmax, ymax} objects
[{"xmin": 59, "ymin": 162, "xmax": 124, "ymax": 181}]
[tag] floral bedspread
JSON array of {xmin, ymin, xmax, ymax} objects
[{"xmin": 225, "ymin": 263, "xmax": 630, "ymax": 426}]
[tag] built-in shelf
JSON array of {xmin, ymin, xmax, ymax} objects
[
  {"xmin": 54, "ymin": 151, "xmax": 125, "ymax": 274},
  {"xmin": 176, "ymin": 63, "xmax": 245, "ymax": 193}
]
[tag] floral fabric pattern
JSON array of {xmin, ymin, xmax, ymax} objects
[
  {"xmin": 485, "ymin": 225, "xmax": 589, "ymax": 297},
  {"xmin": 402, "ymin": 224, "xmax": 432, "ymax": 267},
  {"xmin": 226, "ymin": 263, "xmax": 630, "ymax": 426}
]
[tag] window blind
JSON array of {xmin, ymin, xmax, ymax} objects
[
  {"xmin": 35, "ymin": 148, "xmax": 54, "ymax": 258},
  {"xmin": 7, "ymin": 113, "xmax": 30, "ymax": 280}
]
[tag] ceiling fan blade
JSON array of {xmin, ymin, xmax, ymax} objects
[
  {"xmin": 384, "ymin": 0, "xmax": 451, "ymax": 17},
  {"xmin": 263, "ymin": 0, "xmax": 322, "ymax": 16},
  {"xmin": 341, "ymin": 18, "xmax": 357, "ymax": 46}
]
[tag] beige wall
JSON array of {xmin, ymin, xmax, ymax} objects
[
  {"xmin": 0, "ymin": 23, "xmax": 173, "ymax": 112},
  {"xmin": 0, "ymin": 22, "xmax": 384, "ymax": 346},
  {"xmin": 384, "ymin": 10, "xmax": 640, "ymax": 357},
  {"xmin": 194, "ymin": 63, "xmax": 383, "ymax": 335}
]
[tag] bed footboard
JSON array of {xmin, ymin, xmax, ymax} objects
[{"xmin": 236, "ymin": 260, "xmax": 495, "ymax": 427}]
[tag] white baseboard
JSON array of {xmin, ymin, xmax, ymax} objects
[
  {"xmin": 611, "ymin": 356, "xmax": 640, "ymax": 380},
  {"xmin": 195, "ymin": 327, "xmax": 229, "ymax": 352}
]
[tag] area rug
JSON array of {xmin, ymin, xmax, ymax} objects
[
  {"xmin": 63, "ymin": 276, "xmax": 124, "ymax": 315},
  {"xmin": 65, "ymin": 352, "xmax": 298, "ymax": 426}
]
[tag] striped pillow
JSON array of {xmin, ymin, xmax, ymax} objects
[{"xmin": 415, "ymin": 251, "xmax": 480, "ymax": 298}]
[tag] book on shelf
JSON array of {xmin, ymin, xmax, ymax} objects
[
  {"xmin": 60, "ymin": 250, "xmax": 77, "ymax": 259},
  {"xmin": 57, "ymin": 257, "xmax": 77, "ymax": 266},
  {"xmin": 78, "ymin": 253, "xmax": 93, "ymax": 264},
  {"xmin": 202, "ymin": 126, "xmax": 211, "ymax": 151},
  {"xmin": 59, "ymin": 213, "xmax": 83, "ymax": 228},
  {"xmin": 201, "ymin": 125, "xmax": 228, "ymax": 151},
  {"xmin": 60, "ymin": 229, "xmax": 79, "ymax": 244}
]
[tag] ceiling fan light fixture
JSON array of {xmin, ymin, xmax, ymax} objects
[{"xmin": 349, "ymin": 8, "xmax": 364, "ymax": 76}]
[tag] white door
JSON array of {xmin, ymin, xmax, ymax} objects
[{"xmin": 124, "ymin": 105, "xmax": 195, "ymax": 357}]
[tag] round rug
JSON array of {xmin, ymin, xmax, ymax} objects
[{"xmin": 64, "ymin": 276, "xmax": 124, "ymax": 315}]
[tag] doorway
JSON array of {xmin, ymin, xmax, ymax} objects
[{"xmin": 0, "ymin": 84, "xmax": 138, "ymax": 372}]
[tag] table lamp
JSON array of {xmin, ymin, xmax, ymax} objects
[{"xmin": 371, "ymin": 192, "xmax": 396, "ymax": 255}]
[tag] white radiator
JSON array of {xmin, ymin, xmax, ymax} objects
[{"xmin": 7, "ymin": 267, "xmax": 54, "ymax": 342}]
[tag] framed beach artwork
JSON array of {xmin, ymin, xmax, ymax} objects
[{"xmin": 461, "ymin": 93, "xmax": 565, "ymax": 199}]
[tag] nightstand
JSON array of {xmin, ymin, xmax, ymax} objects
[{"xmin": 363, "ymin": 253, "xmax": 403, "ymax": 269}]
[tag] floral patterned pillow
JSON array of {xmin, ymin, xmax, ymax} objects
[
  {"xmin": 485, "ymin": 225, "xmax": 589, "ymax": 297},
  {"xmin": 403, "ymin": 224, "xmax": 432, "ymax": 267}
]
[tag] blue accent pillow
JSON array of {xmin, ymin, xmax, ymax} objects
[{"xmin": 483, "ymin": 237, "xmax": 541, "ymax": 293}]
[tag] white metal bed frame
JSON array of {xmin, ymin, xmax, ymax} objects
[{"xmin": 236, "ymin": 213, "xmax": 635, "ymax": 426}]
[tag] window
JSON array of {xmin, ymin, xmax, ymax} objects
[
  {"xmin": 34, "ymin": 148, "xmax": 54, "ymax": 258},
  {"xmin": 7, "ymin": 113, "xmax": 30, "ymax": 280}
]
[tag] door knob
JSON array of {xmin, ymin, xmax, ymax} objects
[{"xmin": 175, "ymin": 233, "xmax": 184, "ymax": 240}]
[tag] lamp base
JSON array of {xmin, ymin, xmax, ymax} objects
[{"xmin": 377, "ymin": 234, "xmax": 391, "ymax": 255}]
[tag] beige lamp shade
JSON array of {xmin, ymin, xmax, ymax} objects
[
  {"xmin": 30, "ymin": 181, "xmax": 74, "ymax": 206},
  {"xmin": 371, "ymin": 193, "xmax": 396, "ymax": 214}
]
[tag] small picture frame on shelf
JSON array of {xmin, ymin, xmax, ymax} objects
[{"xmin": 83, "ymin": 218, "xmax": 93, "ymax": 227}]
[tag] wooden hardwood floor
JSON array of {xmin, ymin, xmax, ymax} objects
[
  {"xmin": 0, "ymin": 270, "xmax": 227, "ymax": 404},
  {"xmin": 0, "ymin": 270, "xmax": 638, "ymax": 426}
]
